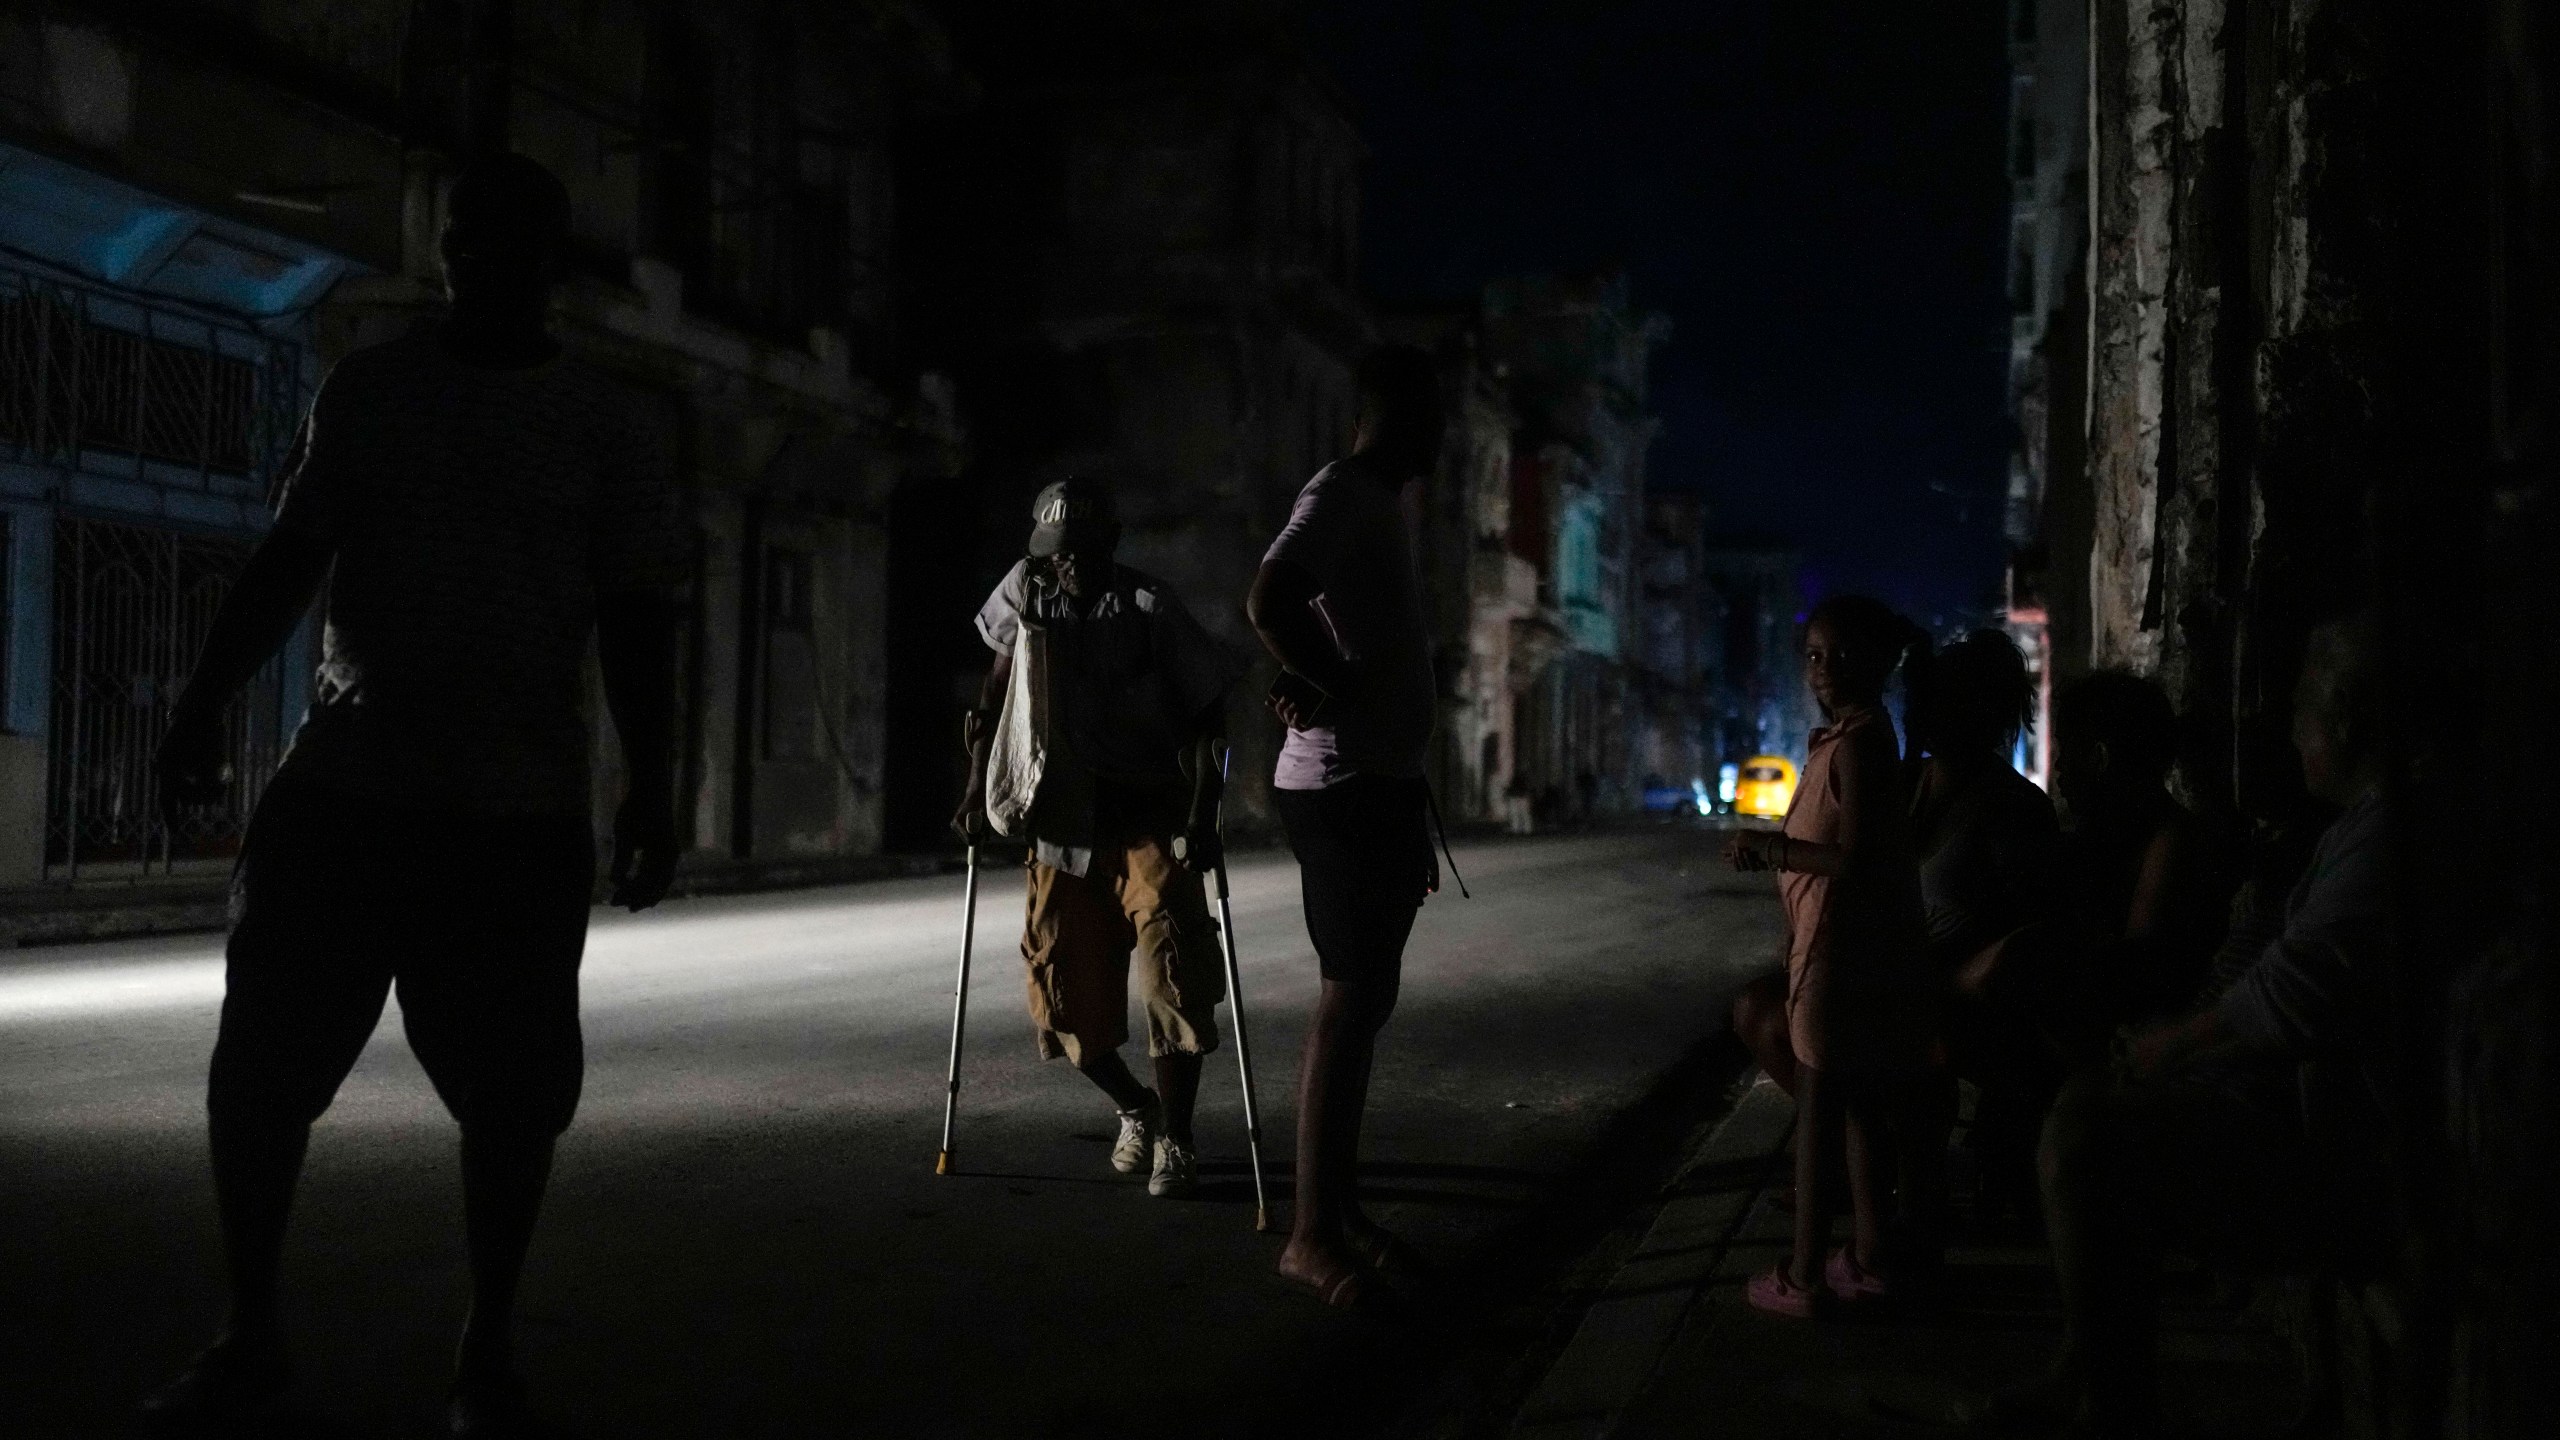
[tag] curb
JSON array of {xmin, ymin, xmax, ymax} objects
[{"xmin": 1509, "ymin": 1076, "xmax": 1795, "ymax": 1439}]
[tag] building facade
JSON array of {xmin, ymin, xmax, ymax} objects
[
  {"xmin": 0, "ymin": 1, "xmax": 966, "ymax": 909},
  {"xmin": 1400, "ymin": 273, "xmax": 1678, "ymax": 830},
  {"xmin": 1696, "ymin": 537, "xmax": 1809, "ymax": 789},
  {"xmin": 891, "ymin": 1, "xmax": 1370, "ymax": 837},
  {"xmin": 1997, "ymin": 0, "xmax": 2092, "ymax": 788},
  {"xmin": 1631, "ymin": 493, "xmax": 1712, "ymax": 808}
]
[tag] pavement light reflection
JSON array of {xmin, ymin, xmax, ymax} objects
[
  {"xmin": 0, "ymin": 953, "xmax": 226, "ymax": 1018},
  {"xmin": 0, "ymin": 853, "xmax": 1334, "ymax": 1023},
  {"xmin": 0, "ymin": 880, "xmax": 1033, "ymax": 1021}
]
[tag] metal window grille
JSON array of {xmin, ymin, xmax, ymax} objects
[
  {"xmin": 45, "ymin": 515, "xmax": 284, "ymax": 878},
  {"xmin": 1, "ymin": 260, "xmax": 311, "ymax": 881},
  {"xmin": 0, "ymin": 263, "xmax": 303, "ymax": 487}
]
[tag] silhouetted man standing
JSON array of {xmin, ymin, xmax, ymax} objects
[
  {"xmin": 145, "ymin": 154, "xmax": 682, "ymax": 1438},
  {"xmin": 1248, "ymin": 345, "xmax": 1447, "ymax": 1307}
]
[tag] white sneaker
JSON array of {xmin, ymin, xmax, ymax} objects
[
  {"xmin": 1111, "ymin": 1099, "xmax": 1160, "ymax": 1175},
  {"xmin": 1148, "ymin": 1134, "xmax": 1197, "ymax": 1198}
]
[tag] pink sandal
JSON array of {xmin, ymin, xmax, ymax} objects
[
  {"xmin": 1824, "ymin": 1245, "xmax": 1893, "ymax": 1303},
  {"xmin": 1745, "ymin": 1262, "xmax": 1821, "ymax": 1319}
]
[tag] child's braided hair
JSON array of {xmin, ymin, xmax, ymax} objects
[
  {"xmin": 1809, "ymin": 595, "xmax": 1932, "ymax": 791},
  {"xmin": 1806, "ymin": 594, "xmax": 1932, "ymax": 693}
]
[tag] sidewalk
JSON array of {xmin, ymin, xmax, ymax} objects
[{"xmin": 1508, "ymin": 1077, "xmax": 2307, "ymax": 1439}]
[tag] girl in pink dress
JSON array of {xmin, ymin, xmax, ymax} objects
[{"xmin": 1723, "ymin": 595, "xmax": 1932, "ymax": 1317}]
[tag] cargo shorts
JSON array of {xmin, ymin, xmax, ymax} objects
[{"xmin": 1021, "ymin": 831, "xmax": 1225, "ymax": 1065}]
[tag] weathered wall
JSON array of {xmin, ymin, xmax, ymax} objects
[
  {"xmin": 2076, "ymin": 0, "xmax": 2560, "ymax": 1430},
  {"xmin": 2084, "ymin": 0, "xmax": 2383, "ymax": 816}
]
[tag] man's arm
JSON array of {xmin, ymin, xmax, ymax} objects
[
  {"xmin": 1246, "ymin": 558, "xmax": 1349, "ymax": 728},
  {"xmin": 597, "ymin": 588, "xmax": 679, "ymax": 910},
  {"xmin": 952, "ymin": 649, "xmax": 1010, "ymax": 840},
  {"xmin": 1179, "ymin": 700, "xmax": 1227, "ymax": 872},
  {"xmin": 2132, "ymin": 818, "xmax": 2385, "ymax": 1079},
  {"xmin": 157, "ymin": 527, "xmax": 333, "ymax": 807},
  {"xmin": 2123, "ymin": 1005, "xmax": 2250, "ymax": 1080}
]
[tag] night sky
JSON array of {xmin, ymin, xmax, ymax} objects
[{"xmin": 1306, "ymin": 0, "xmax": 2015, "ymax": 631}]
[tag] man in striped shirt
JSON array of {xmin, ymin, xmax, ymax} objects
[{"xmin": 145, "ymin": 154, "xmax": 682, "ymax": 1439}]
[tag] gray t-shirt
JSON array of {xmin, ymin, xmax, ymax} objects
[
  {"xmin": 270, "ymin": 332, "xmax": 684, "ymax": 816},
  {"xmin": 975, "ymin": 559, "xmax": 1240, "ymax": 873},
  {"xmin": 1262, "ymin": 458, "xmax": 1436, "ymax": 790},
  {"xmin": 2213, "ymin": 790, "xmax": 2390, "ymax": 1057}
]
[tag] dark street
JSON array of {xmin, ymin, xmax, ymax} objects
[
  {"xmin": 4, "ymin": 828, "xmax": 1772, "ymax": 1437},
  {"xmin": 2, "ymin": 2, "xmax": 2555, "ymax": 1437}
]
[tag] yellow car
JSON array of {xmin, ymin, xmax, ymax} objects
[{"xmin": 1732, "ymin": 755, "xmax": 1798, "ymax": 820}]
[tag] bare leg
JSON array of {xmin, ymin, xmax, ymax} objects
[
  {"xmin": 1153, "ymin": 1051, "xmax": 1203, "ymax": 1147},
  {"xmin": 1731, "ymin": 971, "xmax": 1800, "ymax": 1095},
  {"xmin": 138, "ymin": 1111, "xmax": 307, "ymax": 1419},
  {"xmin": 1842, "ymin": 1083, "xmax": 1890, "ymax": 1270},
  {"xmin": 207, "ymin": 1112, "xmax": 311, "ymax": 1347},
  {"xmin": 1279, "ymin": 977, "xmax": 1396, "ymax": 1294},
  {"xmin": 455, "ymin": 1129, "xmax": 557, "ymax": 1387},
  {"xmin": 1333, "ymin": 1007, "xmax": 1390, "ymax": 1242},
  {"xmin": 1790, "ymin": 1064, "xmax": 1840, "ymax": 1288},
  {"xmin": 1071, "ymin": 1045, "xmax": 1157, "ymax": 1114}
]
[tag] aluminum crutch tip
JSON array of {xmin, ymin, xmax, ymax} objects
[
  {"xmin": 1255, "ymin": 1207, "xmax": 1273, "ymax": 1233},
  {"xmin": 936, "ymin": 1149, "xmax": 953, "ymax": 1176}
]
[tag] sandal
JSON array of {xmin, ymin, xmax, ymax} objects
[
  {"xmin": 1343, "ymin": 1222, "xmax": 1436, "ymax": 1282},
  {"xmin": 1745, "ymin": 1262, "xmax": 1822, "ymax": 1319},
  {"xmin": 1279, "ymin": 1249, "xmax": 1400, "ymax": 1316},
  {"xmin": 1824, "ymin": 1245, "xmax": 1894, "ymax": 1304}
]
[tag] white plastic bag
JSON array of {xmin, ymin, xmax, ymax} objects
[{"xmin": 984, "ymin": 618, "xmax": 1047, "ymax": 837}]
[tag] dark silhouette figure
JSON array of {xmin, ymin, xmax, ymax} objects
[
  {"xmin": 1909, "ymin": 631, "xmax": 2061, "ymax": 1227},
  {"xmin": 1248, "ymin": 345, "xmax": 1447, "ymax": 1309},
  {"xmin": 2048, "ymin": 671, "xmax": 2228, "ymax": 1027},
  {"xmin": 145, "ymin": 153, "xmax": 683, "ymax": 1438},
  {"xmin": 952, "ymin": 478, "xmax": 1239, "ymax": 1196},
  {"xmin": 1974, "ymin": 617, "xmax": 2393, "ymax": 1439}
]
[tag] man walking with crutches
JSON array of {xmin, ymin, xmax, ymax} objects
[{"xmin": 951, "ymin": 478, "xmax": 1242, "ymax": 1197}]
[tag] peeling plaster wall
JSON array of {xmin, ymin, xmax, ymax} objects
[
  {"xmin": 2083, "ymin": 0, "xmax": 2381, "ymax": 812},
  {"xmin": 2086, "ymin": 0, "xmax": 2178, "ymax": 677},
  {"xmin": 2074, "ymin": 0, "xmax": 2560, "ymax": 1429}
]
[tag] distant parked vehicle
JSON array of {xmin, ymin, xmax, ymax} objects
[{"xmin": 1732, "ymin": 755, "xmax": 1797, "ymax": 819}]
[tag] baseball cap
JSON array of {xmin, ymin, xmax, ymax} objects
[{"xmin": 1026, "ymin": 477, "xmax": 1118, "ymax": 557}]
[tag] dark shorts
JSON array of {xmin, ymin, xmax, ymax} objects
[
  {"xmin": 1275, "ymin": 774, "xmax": 1432, "ymax": 987},
  {"xmin": 209, "ymin": 771, "xmax": 596, "ymax": 1139}
]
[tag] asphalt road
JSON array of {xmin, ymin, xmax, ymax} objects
[{"xmin": 1, "ymin": 826, "xmax": 1780, "ymax": 1439}]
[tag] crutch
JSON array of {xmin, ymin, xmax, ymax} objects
[
  {"xmin": 1206, "ymin": 747, "xmax": 1274, "ymax": 1231},
  {"xmin": 936, "ymin": 838, "xmax": 982, "ymax": 1176}
]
